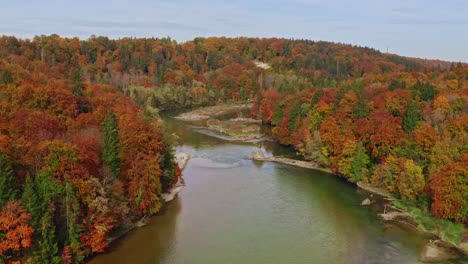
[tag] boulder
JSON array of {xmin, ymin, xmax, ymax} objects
[
  {"xmin": 420, "ymin": 240, "xmax": 461, "ymax": 262},
  {"xmin": 361, "ymin": 198, "xmax": 371, "ymax": 206},
  {"xmin": 252, "ymin": 149, "xmax": 265, "ymax": 159}
]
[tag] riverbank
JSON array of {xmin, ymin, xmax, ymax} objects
[
  {"xmin": 174, "ymin": 103, "xmax": 252, "ymax": 121},
  {"xmin": 161, "ymin": 152, "xmax": 191, "ymax": 203},
  {"xmin": 248, "ymin": 148, "xmax": 331, "ymax": 173},
  {"xmin": 206, "ymin": 117, "xmax": 263, "ymax": 141},
  {"xmin": 248, "ymin": 148, "xmax": 467, "ymax": 261}
]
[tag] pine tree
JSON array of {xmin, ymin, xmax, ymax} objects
[
  {"xmin": 22, "ymin": 176, "xmax": 41, "ymax": 228},
  {"xmin": 0, "ymin": 151, "xmax": 17, "ymax": 207},
  {"xmin": 70, "ymin": 63, "xmax": 84, "ymax": 97},
  {"xmin": 34, "ymin": 210, "xmax": 61, "ymax": 264},
  {"xmin": 403, "ymin": 102, "xmax": 420, "ymax": 132},
  {"xmin": 102, "ymin": 111, "xmax": 121, "ymax": 178},
  {"xmin": 23, "ymin": 171, "xmax": 62, "ymax": 264}
]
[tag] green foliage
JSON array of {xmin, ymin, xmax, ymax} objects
[
  {"xmin": 0, "ymin": 151, "xmax": 17, "ymax": 207},
  {"xmin": 272, "ymin": 104, "xmax": 283, "ymax": 126},
  {"xmin": 311, "ymin": 89, "xmax": 323, "ymax": 105},
  {"xmin": 102, "ymin": 111, "xmax": 121, "ymax": 178},
  {"xmin": 62, "ymin": 180, "xmax": 84, "ymax": 263},
  {"xmin": 70, "ymin": 63, "xmax": 84, "ymax": 97},
  {"xmin": 303, "ymin": 131, "xmax": 330, "ymax": 167},
  {"xmin": 353, "ymin": 99, "xmax": 369, "ymax": 119},
  {"xmin": 392, "ymin": 200, "xmax": 465, "ymax": 244},
  {"xmin": 0, "ymin": 69, "xmax": 13, "ymax": 84},
  {"xmin": 22, "ymin": 172, "xmax": 62, "ymax": 264},
  {"xmin": 388, "ymin": 78, "xmax": 406, "ymax": 91},
  {"xmin": 350, "ymin": 142, "xmax": 370, "ymax": 182},
  {"xmin": 288, "ymin": 102, "xmax": 301, "ymax": 131},
  {"xmin": 402, "ymin": 102, "xmax": 420, "ymax": 132},
  {"xmin": 34, "ymin": 210, "xmax": 61, "ymax": 264},
  {"xmin": 412, "ymin": 80, "xmax": 436, "ymax": 101},
  {"xmin": 160, "ymin": 132, "xmax": 178, "ymax": 192},
  {"xmin": 337, "ymin": 141, "xmax": 370, "ymax": 182}
]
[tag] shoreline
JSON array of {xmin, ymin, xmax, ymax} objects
[
  {"xmin": 248, "ymin": 148, "xmax": 467, "ymax": 260},
  {"xmin": 174, "ymin": 103, "xmax": 252, "ymax": 121},
  {"xmin": 102, "ymin": 151, "xmax": 190, "ymax": 247},
  {"xmin": 161, "ymin": 152, "xmax": 190, "ymax": 203},
  {"xmin": 248, "ymin": 153, "xmax": 331, "ymax": 173}
]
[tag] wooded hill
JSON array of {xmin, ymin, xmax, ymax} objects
[{"xmin": 0, "ymin": 35, "xmax": 466, "ymax": 263}]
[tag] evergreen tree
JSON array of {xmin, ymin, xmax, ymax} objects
[
  {"xmin": 350, "ymin": 142, "xmax": 370, "ymax": 182},
  {"xmin": 288, "ymin": 102, "xmax": 301, "ymax": 131},
  {"xmin": 23, "ymin": 171, "xmax": 62, "ymax": 264},
  {"xmin": 34, "ymin": 210, "xmax": 61, "ymax": 264},
  {"xmin": 0, "ymin": 69, "xmax": 13, "ymax": 84},
  {"xmin": 160, "ymin": 132, "xmax": 177, "ymax": 192},
  {"xmin": 22, "ymin": 176, "xmax": 41, "ymax": 228},
  {"xmin": 272, "ymin": 105, "xmax": 283, "ymax": 126},
  {"xmin": 0, "ymin": 151, "xmax": 17, "ymax": 207},
  {"xmin": 403, "ymin": 102, "xmax": 420, "ymax": 132},
  {"xmin": 102, "ymin": 111, "xmax": 121, "ymax": 178},
  {"xmin": 70, "ymin": 63, "xmax": 84, "ymax": 97}
]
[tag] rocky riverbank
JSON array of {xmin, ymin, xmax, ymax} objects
[
  {"xmin": 248, "ymin": 148, "xmax": 331, "ymax": 172},
  {"xmin": 249, "ymin": 148, "xmax": 467, "ymax": 262},
  {"xmin": 161, "ymin": 152, "xmax": 190, "ymax": 203},
  {"xmin": 174, "ymin": 103, "xmax": 252, "ymax": 121}
]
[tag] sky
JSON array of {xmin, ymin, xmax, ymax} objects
[{"xmin": 1, "ymin": 0, "xmax": 467, "ymax": 62}]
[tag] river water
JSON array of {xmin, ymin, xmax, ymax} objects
[{"xmin": 89, "ymin": 114, "xmax": 432, "ymax": 264}]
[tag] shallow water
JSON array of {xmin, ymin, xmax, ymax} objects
[{"xmin": 89, "ymin": 115, "xmax": 435, "ymax": 264}]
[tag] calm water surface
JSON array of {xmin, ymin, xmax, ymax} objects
[{"xmin": 89, "ymin": 115, "xmax": 431, "ymax": 264}]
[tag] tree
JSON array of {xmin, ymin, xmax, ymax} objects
[
  {"xmin": 371, "ymin": 156, "xmax": 425, "ymax": 201},
  {"xmin": 0, "ymin": 152, "xmax": 17, "ymax": 207},
  {"xmin": 337, "ymin": 140, "xmax": 370, "ymax": 182},
  {"xmin": 70, "ymin": 63, "xmax": 84, "ymax": 97},
  {"xmin": 430, "ymin": 154, "xmax": 468, "ymax": 223},
  {"xmin": 0, "ymin": 201, "xmax": 34, "ymax": 260},
  {"xmin": 34, "ymin": 210, "xmax": 61, "ymax": 264},
  {"xmin": 402, "ymin": 101, "xmax": 420, "ymax": 132},
  {"xmin": 22, "ymin": 173, "xmax": 61, "ymax": 264},
  {"xmin": 102, "ymin": 111, "xmax": 121, "ymax": 178},
  {"xmin": 0, "ymin": 70, "xmax": 13, "ymax": 84}
]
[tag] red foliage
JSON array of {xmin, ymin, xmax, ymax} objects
[
  {"xmin": 430, "ymin": 154, "xmax": 468, "ymax": 223},
  {"xmin": 0, "ymin": 201, "xmax": 34, "ymax": 257}
]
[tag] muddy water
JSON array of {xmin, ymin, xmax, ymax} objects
[{"xmin": 89, "ymin": 115, "xmax": 433, "ymax": 264}]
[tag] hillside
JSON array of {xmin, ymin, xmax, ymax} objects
[{"xmin": 0, "ymin": 35, "xmax": 466, "ymax": 262}]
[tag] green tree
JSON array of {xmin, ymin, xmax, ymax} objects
[
  {"xmin": 403, "ymin": 101, "xmax": 420, "ymax": 132},
  {"xmin": 0, "ymin": 151, "xmax": 17, "ymax": 207},
  {"xmin": 34, "ymin": 210, "xmax": 61, "ymax": 264},
  {"xmin": 70, "ymin": 63, "xmax": 84, "ymax": 97},
  {"xmin": 22, "ymin": 173, "xmax": 61, "ymax": 264},
  {"xmin": 102, "ymin": 111, "xmax": 121, "ymax": 178},
  {"xmin": 272, "ymin": 104, "xmax": 283, "ymax": 126},
  {"xmin": 0, "ymin": 69, "xmax": 13, "ymax": 84}
]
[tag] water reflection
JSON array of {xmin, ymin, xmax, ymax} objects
[{"xmin": 89, "ymin": 112, "xmax": 442, "ymax": 264}]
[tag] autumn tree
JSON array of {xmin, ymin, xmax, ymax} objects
[
  {"xmin": 337, "ymin": 140, "xmax": 370, "ymax": 182},
  {"xmin": 430, "ymin": 154, "xmax": 468, "ymax": 223},
  {"xmin": 0, "ymin": 201, "xmax": 34, "ymax": 261}
]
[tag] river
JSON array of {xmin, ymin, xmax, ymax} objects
[{"xmin": 89, "ymin": 113, "xmax": 432, "ymax": 264}]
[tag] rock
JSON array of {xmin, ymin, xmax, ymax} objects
[
  {"xmin": 361, "ymin": 198, "xmax": 371, "ymax": 206},
  {"xmin": 252, "ymin": 149, "xmax": 265, "ymax": 159},
  {"xmin": 161, "ymin": 178, "xmax": 185, "ymax": 203},
  {"xmin": 175, "ymin": 152, "xmax": 190, "ymax": 170},
  {"xmin": 420, "ymin": 240, "xmax": 461, "ymax": 262}
]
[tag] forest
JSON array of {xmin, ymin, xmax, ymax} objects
[{"xmin": 0, "ymin": 35, "xmax": 466, "ymax": 263}]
